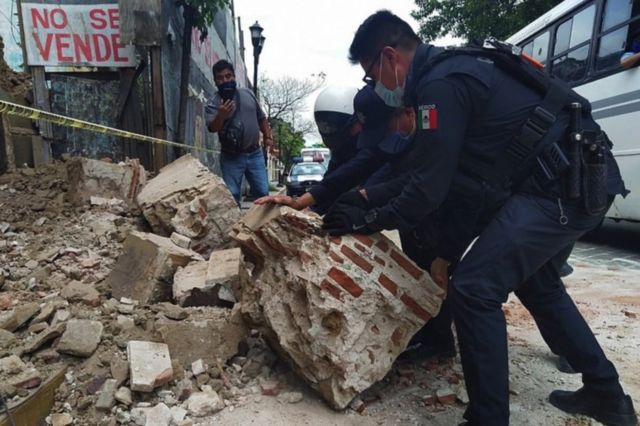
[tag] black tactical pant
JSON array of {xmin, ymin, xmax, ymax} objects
[{"xmin": 450, "ymin": 193, "xmax": 623, "ymax": 425}]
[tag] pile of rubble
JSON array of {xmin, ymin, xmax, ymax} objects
[
  {"xmin": 0, "ymin": 154, "xmax": 447, "ymax": 425},
  {"xmin": 0, "ymin": 36, "xmax": 32, "ymax": 100}
]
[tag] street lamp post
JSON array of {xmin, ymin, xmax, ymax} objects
[
  {"xmin": 249, "ymin": 21, "xmax": 264, "ymax": 98},
  {"xmin": 249, "ymin": 21, "xmax": 268, "ymax": 167}
]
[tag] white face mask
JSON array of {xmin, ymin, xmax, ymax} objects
[{"xmin": 374, "ymin": 53, "xmax": 404, "ymax": 108}]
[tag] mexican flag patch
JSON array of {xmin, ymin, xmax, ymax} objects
[{"xmin": 418, "ymin": 104, "xmax": 438, "ymax": 130}]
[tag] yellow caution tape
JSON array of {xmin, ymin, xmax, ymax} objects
[{"xmin": 0, "ymin": 99, "xmax": 216, "ymax": 154}]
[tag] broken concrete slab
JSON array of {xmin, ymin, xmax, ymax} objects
[
  {"xmin": 66, "ymin": 157, "xmax": 146, "ymax": 206},
  {"xmin": 22, "ymin": 322, "xmax": 66, "ymax": 354},
  {"xmin": 114, "ymin": 386, "xmax": 132, "ymax": 405},
  {"xmin": 0, "ymin": 355, "xmax": 25, "ymax": 374},
  {"xmin": 106, "ymin": 231, "xmax": 203, "ymax": 304},
  {"xmin": 0, "ymin": 329, "xmax": 17, "ymax": 349},
  {"xmin": 127, "ymin": 341, "xmax": 173, "ymax": 392},
  {"xmin": 0, "ymin": 356, "xmax": 43, "ymax": 389},
  {"xmin": 155, "ymin": 305, "xmax": 247, "ymax": 368},
  {"xmin": 170, "ymin": 232, "xmax": 191, "ymax": 249},
  {"xmin": 172, "ymin": 262, "xmax": 208, "ymax": 307},
  {"xmin": 8, "ymin": 367, "xmax": 42, "ymax": 389},
  {"xmin": 173, "ymin": 248, "xmax": 246, "ymax": 307},
  {"xmin": 136, "ymin": 155, "xmax": 240, "ymax": 254},
  {"xmin": 50, "ymin": 413, "xmax": 73, "ymax": 426},
  {"xmin": 205, "ymin": 247, "xmax": 245, "ymax": 302},
  {"xmin": 110, "ymin": 356, "xmax": 129, "ymax": 387},
  {"xmin": 60, "ymin": 280, "xmax": 100, "ymax": 306},
  {"xmin": 95, "ymin": 378, "xmax": 118, "ymax": 411},
  {"xmin": 0, "ymin": 302, "xmax": 40, "ymax": 332},
  {"xmin": 185, "ymin": 387, "xmax": 224, "ymax": 417},
  {"xmin": 56, "ymin": 320, "xmax": 103, "ymax": 357},
  {"xmin": 144, "ymin": 402, "xmax": 172, "ymax": 426},
  {"xmin": 231, "ymin": 205, "xmax": 446, "ymax": 409}
]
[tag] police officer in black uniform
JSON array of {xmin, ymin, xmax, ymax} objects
[{"xmin": 323, "ymin": 10, "xmax": 637, "ymax": 426}]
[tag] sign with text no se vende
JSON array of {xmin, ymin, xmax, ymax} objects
[{"xmin": 21, "ymin": 3, "xmax": 135, "ymax": 67}]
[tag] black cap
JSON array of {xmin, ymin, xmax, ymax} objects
[{"xmin": 354, "ymin": 84, "xmax": 395, "ymax": 149}]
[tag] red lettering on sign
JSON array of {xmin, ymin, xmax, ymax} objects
[
  {"xmin": 30, "ymin": 8, "xmax": 49, "ymax": 29},
  {"xmin": 73, "ymin": 34, "xmax": 93, "ymax": 62},
  {"xmin": 89, "ymin": 9, "xmax": 107, "ymax": 30},
  {"xmin": 50, "ymin": 8, "xmax": 68, "ymax": 29},
  {"xmin": 111, "ymin": 34, "xmax": 127, "ymax": 62},
  {"xmin": 55, "ymin": 33, "xmax": 73, "ymax": 62},
  {"xmin": 108, "ymin": 8, "xmax": 119, "ymax": 29},
  {"xmin": 92, "ymin": 34, "xmax": 111, "ymax": 61},
  {"xmin": 32, "ymin": 33, "xmax": 54, "ymax": 61}
]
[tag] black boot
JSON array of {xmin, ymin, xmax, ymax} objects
[{"xmin": 549, "ymin": 387, "xmax": 638, "ymax": 426}]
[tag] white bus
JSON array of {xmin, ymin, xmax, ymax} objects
[{"xmin": 507, "ymin": 0, "xmax": 640, "ymax": 222}]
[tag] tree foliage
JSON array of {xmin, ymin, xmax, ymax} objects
[
  {"xmin": 271, "ymin": 118, "xmax": 306, "ymax": 171},
  {"xmin": 412, "ymin": 0, "xmax": 563, "ymax": 42},
  {"xmin": 259, "ymin": 73, "xmax": 325, "ymax": 131},
  {"xmin": 176, "ymin": 0, "xmax": 230, "ymax": 40},
  {"xmin": 259, "ymin": 73, "xmax": 326, "ymax": 167}
]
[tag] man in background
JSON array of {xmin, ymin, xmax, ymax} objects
[{"xmin": 206, "ymin": 60, "xmax": 273, "ymax": 204}]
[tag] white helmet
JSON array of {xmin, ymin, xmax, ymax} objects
[{"xmin": 314, "ymin": 86, "xmax": 359, "ymax": 136}]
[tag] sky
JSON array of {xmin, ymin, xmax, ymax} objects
[{"xmin": 233, "ymin": 0, "xmax": 459, "ymax": 145}]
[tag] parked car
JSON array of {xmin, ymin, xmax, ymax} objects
[{"xmin": 286, "ymin": 161, "xmax": 327, "ymax": 196}]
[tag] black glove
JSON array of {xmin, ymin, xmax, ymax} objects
[
  {"xmin": 322, "ymin": 204, "xmax": 380, "ymax": 236},
  {"xmin": 333, "ymin": 189, "xmax": 370, "ymax": 210}
]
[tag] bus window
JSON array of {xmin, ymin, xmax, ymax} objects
[
  {"xmin": 570, "ymin": 5, "xmax": 596, "ymax": 48},
  {"xmin": 551, "ymin": 4, "xmax": 596, "ymax": 84},
  {"xmin": 554, "ymin": 19, "xmax": 572, "ymax": 54},
  {"xmin": 597, "ymin": 27, "xmax": 630, "ymax": 70},
  {"xmin": 552, "ymin": 44, "xmax": 590, "ymax": 82},
  {"xmin": 523, "ymin": 41, "xmax": 534, "ymax": 57},
  {"xmin": 596, "ymin": 0, "xmax": 640, "ymax": 71},
  {"xmin": 602, "ymin": 0, "xmax": 634, "ymax": 31},
  {"xmin": 532, "ymin": 32, "xmax": 550, "ymax": 63}
]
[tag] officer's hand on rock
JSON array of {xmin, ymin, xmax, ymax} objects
[
  {"xmin": 322, "ymin": 204, "xmax": 378, "ymax": 236},
  {"xmin": 334, "ymin": 189, "xmax": 370, "ymax": 210},
  {"xmin": 254, "ymin": 195, "xmax": 302, "ymax": 210},
  {"xmin": 430, "ymin": 257, "xmax": 450, "ymax": 288},
  {"xmin": 218, "ymin": 99, "xmax": 235, "ymax": 119}
]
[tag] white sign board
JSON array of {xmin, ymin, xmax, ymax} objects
[{"xmin": 21, "ymin": 3, "xmax": 135, "ymax": 67}]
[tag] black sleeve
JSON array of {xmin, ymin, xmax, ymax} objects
[
  {"xmin": 364, "ymin": 174, "xmax": 412, "ymax": 207},
  {"xmin": 374, "ymin": 77, "xmax": 475, "ymax": 231},
  {"xmin": 308, "ymin": 147, "xmax": 387, "ymax": 205}
]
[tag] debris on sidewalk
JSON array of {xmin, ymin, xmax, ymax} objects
[{"xmin": 66, "ymin": 157, "xmax": 146, "ymax": 206}]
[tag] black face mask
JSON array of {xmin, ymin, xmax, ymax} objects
[{"xmin": 217, "ymin": 81, "xmax": 237, "ymax": 101}]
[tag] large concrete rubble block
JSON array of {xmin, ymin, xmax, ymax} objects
[
  {"xmin": 106, "ymin": 231, "xmax": 203, "ymax": 304},
  {"xmin": 231, "ymin": 205, "xmax": 446, "ymax": 410},
  {"xmin": 127, "ymin": 341, "xmax": 173, "ymax": 392},
  {"xmin": 173, "ymin": 248, "xmax": 246, "ymax": 307},
  {"xmin": 67, "ymin": 157, "xmax": 146, "ymax": 205},
  {"xmin": 136, "ymin": 155, "xmax": 240, "ymax": 254},
  {"xmin": 155, "ymin": 305, "xmax": 248, "ymax": 368}
]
